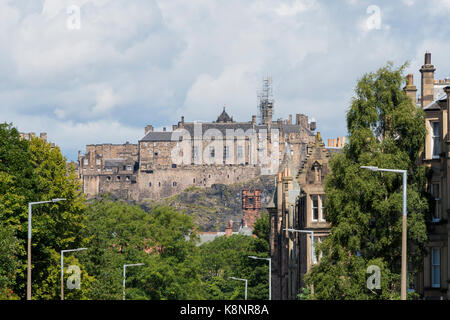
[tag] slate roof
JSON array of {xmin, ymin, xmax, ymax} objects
[
  {"xmin": 140, "ymin": 132, "xmax": 174, "ymax": 142},
  {"xmin": 424, "ymin": 93, "xmax": 447, "ymax": 111},
  {"xmin": 216, "ymin": 108, "xmax": 233, "ymax": 123}
]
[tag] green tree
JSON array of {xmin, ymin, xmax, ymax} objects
[
  {"xmin": 253, "ymin": 211, "xmax": 270, "ymax": 246},
  {"xmin": 198, "ymin": 234, "xmax": 270, "ymax": 300},
  {"xmin": 79, "ymin": 199, "xmax": 204, "ymax": 300},
  {"xmin": 0, "ymin": 124, "xmax": 89, "ymax": 299},
  {"xmin": 0, "ymin": 223, "xmax": 20, "ymax": 299},
  {"xmin": 304, "ymin": 63, "xmax": 429, "ymax": 300}
]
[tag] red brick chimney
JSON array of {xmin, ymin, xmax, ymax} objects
[{"xmin": 225, "ymin": 220, "xmax": 233, "ymax": 237}]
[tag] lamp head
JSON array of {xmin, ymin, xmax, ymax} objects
[{"xmin": 360, "ymin": 166, "xmax": 379, "ymax": 172}]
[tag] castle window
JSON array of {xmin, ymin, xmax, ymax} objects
[
  {"xmin": 107, "ymin": 176, "xmax": 111, "ymax": 181},
  {"xmin": 193, "ymin": 178, "xmax": 196, "ymax": 183},
  {"xmin": 83, "ymin": 168, "xmax": 87, "ymax": 173},
  {"xmin": 154, "ymin": 152, "xmax": 158, "ymax": 157},
  {"xmin": 126, "ymin": 176, "xmax": 130, "ymax": 181},
  {"xmin": 172, "ymin": 164, "xmax": 177, "ymax": 169},
  {"xmin": 123, "ymin": 166, "xmax": 126, "ymax": 171},
  {"xmin": 431, "ymin": 121, "xmax": 440, "ymax": 159},
  {"xmin": 117, "ymin": 176, "xmax": 121, "ymax": 181},
  {"xmin": 209, "ymin": 146, "xmax": 215, "ymax": 159},
  {"xmin": 127, "ymin": 165, "xmax": 132, "ymax": 171},
  {"xmin": 83, "ymin": 159, "xmax": 89, "ymax": 166},
  {"xmin": 96, "ymin": 159, "xmax": 101, "ymax": 165},
  {"xmin": 431, "ymin": 248, "xmax": 441, "ymax": 288},
  {"xmin": 149, "ymin": 182, "xmax": 152, "ymax": 187},
  {"xmin": 224, "ymin": 146, "xmax": 229, "ymax": 158},
  {"xmin": 158, "ymin": 182, "xmax": 161, "ymax": 187},
  {"xmin": 153, "ymin": 143, "xmax": 157, "ymax": 147},
  {"xmin": 193, "ymin": 146, "xmax": 199, "ymax": 161},
  {"xmin": 237, "ymin": 146, "xmax": 244, "ymax": 159},
  {"xmin": 106, "ymin": 167, "xmax": 112, "ymax": 172},
  {"xmin": 173, "ymin": 182, "xmax": 177, "ymax": 187}
]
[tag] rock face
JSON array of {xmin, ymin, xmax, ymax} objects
[{"xmin": 150, "ymin": 175, "xmax": 276, "ymax": 232}]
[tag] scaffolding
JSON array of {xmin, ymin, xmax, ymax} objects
[{"xmin": 257, "ymin": 76, "xmax": 274, "ymax": 125}]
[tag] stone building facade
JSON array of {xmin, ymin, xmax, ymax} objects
[
  {"xmin": 78, "ymin": 87, "xmax": 319, "ymax": 202},
  {"xmin": 407, "ymin": 53, "xmax": 450, "ymax": 300},
  {"xmin": 242, "ymin": 189, "xmax": 262, "ymax": 230},
  {"xmin": 268, "ymin": 138, "xmax": 334, "ymax": 300}
]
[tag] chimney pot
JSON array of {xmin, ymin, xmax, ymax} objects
[
  {"xmin": 407, "ymin": 74, "xmax": 414, "ymax": 86},
  {"xmin": 425, "ymin": 52, "xmax": 432, "ymax": 65}
]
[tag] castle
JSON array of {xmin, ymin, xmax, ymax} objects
[{"xmin": 77, "ymin": 79, "xmax": 320, "ymax": 202}]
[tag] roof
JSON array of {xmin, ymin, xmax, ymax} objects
[
  {"xmin": 424, "ymin": 93, "xmax": 447, "ymax": 110},
  {"xmin": 140, "ymin": 131, "xmax": 174, "ymax": 142},
  {"xmin": 216, "ymin": 108, "xmax": 233, "ymax": 123}
]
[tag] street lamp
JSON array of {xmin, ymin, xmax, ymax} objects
[
  {"xmin": 123, "ymin": 263, "xmax": 144, "ymax": 300},
  {"xmin": 60, "ymin": 248, "xmax": 88, "ymax": 300},
  {"xmin": 284, "ymin": 228, "xmax": 316, "ymax": 266},
  {"xmin": 360, "ymin": 166, "xmax": 408, "ymax": 300},
  {"xmin": 229, "ymin": 276, "xmax": 248, "ymax": 300},
  {"xmin": 27, "ymin": 198, "xmax": 67, "ymax": 300},
  {"xmin": 248, "ymin": 256, "xmax": 271, "ymax": 300}
]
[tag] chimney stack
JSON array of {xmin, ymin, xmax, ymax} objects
[
  {"xmin": 404, "ymin": 74, "xmax": 418, "ymax": 103},
  {"xmin": 145, "ymin": 125, "xmax": 153, "ymax": 135},
  {"xmin": 225, "ymin": 220, "xmax": 233, "ymax": 237},
  {"xmin": 420, "ymin": 52, "xmax": 436, "ymax": 108},
  {"xmin": 288, "ymin": 114, "xmax": 293, "ymax": 125},
  {"xmin": 252, "ymin": 115, "xmax": 256, "ymax": 124},
  {"xmin": 40, "ymin": 132, "xmax": 47, "ymax": 141}
]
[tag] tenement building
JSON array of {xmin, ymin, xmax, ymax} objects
[
  {"xmin": 407, "ymin": 53, "xmax": 450, "ymax": 300},
  {"xmin": 78, "ymin": 79, "xmax": 318, "ymax": 201},
  {"xmin": 268, "ymin": 137, "xmax": 335, "ymax": 300}
]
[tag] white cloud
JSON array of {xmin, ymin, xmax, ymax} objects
[
  {"xmin": 0, "ymin": 1, "xmax": 448, "ymax": 161},
  {"xmin": 275, "ymin": 0, "xmax": 316, "ymax": 16}
]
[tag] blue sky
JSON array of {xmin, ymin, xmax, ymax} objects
[{"xmin": 1, "ymin": 0, "xmax": 450, "ymax": 161}]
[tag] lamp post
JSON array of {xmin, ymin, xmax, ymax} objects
[
  {"xmin": 360, "ymin": 166, "xmax": 408, "ymax": 300},
  {"xmin": 248, "ymin": 256, "xmax": 271, "ymax": 300},
  {"xmin": 27, "ymin": 198, "xmax": 66, "ymax": 300},
  {"xmin": 284, "ymin": 228, "xmax": 315, "ymax": 266},
  {"xmin": 123, "ymin": 263, "xmax": 144, "ymax": 300},
  {"xmin": 229, "ymin": 277, "xmax": 248, "ymax": 300},
  {"xmin": 60, "ymin": 248, "xmax": 88, "ymax": 300}
]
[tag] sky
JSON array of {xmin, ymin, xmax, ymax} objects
[{"xmin": 1, "ymin": 0, "xmax": 450, "ymax": 161}]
